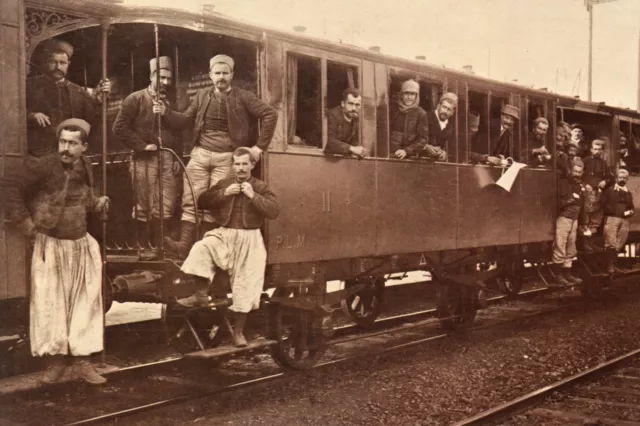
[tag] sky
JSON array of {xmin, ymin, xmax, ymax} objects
[{"xmin": 125, "ymin": 0, "xmax": 640, "ymax": 108}]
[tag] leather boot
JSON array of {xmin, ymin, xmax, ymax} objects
[
  {"xmin": 563, "ymin": 268, "xmax": 583, "ymax": 285},
  {"xmin": 164, "ymin": 221, "xmax": 196, "ymax": 259},
  {"xmin": 606, "ymin": 248, "xmax": 616, "ymax": 274},
  {"xmin": 39, "ymin": 355, "xmax": 67, "ymax": 385},
  {"xmin": 232, "ymin": 312, "xmax": 248, "ymax": 347},
  {"xmin": 176, "ymin": 275, "xmax": 210, "ymax": 308},
  {"xmin": 73, "ymin": 358, "xmax": 106, "ymax": 385},
  {"xmin": 139, "ymin": 219, "xmax": 159, "ymax": 261},
  {"xmin": 554, "ymin": 264, "xmax": 571, "ymax": 287}
]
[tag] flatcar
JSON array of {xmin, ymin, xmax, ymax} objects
[{"xmin": 1, "ymin": 0, "xmax": 640, "ymax": 369}]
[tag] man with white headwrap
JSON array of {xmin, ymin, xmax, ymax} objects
[{"xmin": 389, "ymin": 79, "xmax": 430, "ymax": 159}]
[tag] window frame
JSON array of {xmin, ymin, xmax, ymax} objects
[{"xmin": 282, "ymin": 42, "xmax": 363, "ymax": 156}]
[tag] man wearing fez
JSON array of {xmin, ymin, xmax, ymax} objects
[
  {"xmin": 602, "ymin": 168, "xmax": 635, "ymax": 273},
  {"xmin": 470, "ymin": 104, "xmax": 520, "ymax": 166},
  {"xmin": 324, "ymin": 87, "xmax": 368, "ymax": 158},
  {"xmin": 113, "ymin": 56, "xmax": 186, "ymax": 260},
  {"xmin": 165, "ymin": 54, "xmax": 278, "ymax": 258},
  {"xmin": 580, "ymin": 139, "xmax": 613, "ymax": 251},
  {"xmin": 27, "ymin": 38, "xmax": 111, "ymax": 157},
  {"xmin": 528, "ymin": 117, "xmax": 552, "ymax": 168},
  {"xmin": 177, "ymin": 147, "xmax": 279, "ymax": 347},
  {"xmin": 0, "ymin": 119, "xmax": 111, "ymax": 385},
  {"xmin": 424, "ymin": 92, "xmax": 456, "ymax": 161},
  {"xmin": 390, "ymin": 79, "xmax": 429, "ymax": 159}
]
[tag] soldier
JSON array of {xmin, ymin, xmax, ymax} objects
[
  {"xmin": 390, "ymin": 79, "xmax": 429, "ymax": 159},
  {"xmin": 470, "ymin": 104, "xmax": 520, "ymax": 166},
  {"xmin": 602, "ymin": 168, "xmax": 635, "ymax": 273},
  {"xmin": 570, "ymin": 123, "xmax": 589, "ymax": 158},
  {"xmin": 113, "ymin": 56, "xmax": 187, "ymax": 260},
  {"xmin": 552, "ymin": 162, "xmax": 585, "ymax": 286},
  {"xmin": 164, "ymin": 54, "xmax": 278, "ymax": 258},
  {"xmin": 424, "ymin": 92, "xmax": 456, "ymax": 161},
  {"xmin": 580, "ymin": 139, "xmax": 613, "ymax": 251},
  {"xmin": 178, "ymin": 147, "xmax": 280, "ymax": 347},
  {"xmin": 0, "ymin": 119, "xmax": 111, "ymax": 385},
  {"xmin": 27, "ymin": 38, "xmax": 111, "ymax": 157},
  {"xmin": 324, "ymin": 88, "xmax": 368, "ymax": 158}
]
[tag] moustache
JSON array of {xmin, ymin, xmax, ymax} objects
[{"xmin": 60, "ymin": 151, "xmax": 71, "ymax": 157}]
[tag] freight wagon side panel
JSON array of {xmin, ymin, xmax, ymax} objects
[
  {"xmin": 626, "ymin": 176, "xmax": 640, "ymax": 233},
  {"xmin": 518, "ymin": 170, "xmax": 556, "ymax": 244},
  {"xmin": 266, "ymin": 153, "xmax": 377, "ymax": 264},
  {"xmin": 375, "ymin": 161, "xmax": 458, "ymax": 255},
  {"xmin": 0, "ymin": 0, "xmax": 28, "ymax": 300},
  {"xmin": 456, "ymin": 165, "xmax": 523, "ymax": 248}
]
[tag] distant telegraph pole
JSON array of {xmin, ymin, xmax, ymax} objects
[{"xmin": 584, "ymin": 0, "xmax": 618, "ymax": 101}]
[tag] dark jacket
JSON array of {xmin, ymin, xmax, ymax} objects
[
  {"xmin": 27, "ymin": 75, "xmax": 100, "ymax": 157},
  {"xmin": 426, "ymin": 110, "xmax": 453, "ymax": 149},
  {"xmin": 470, "ymin": 119, "xmax": 516, "ymax": 163},
  {"xmin": 198, "ymin": 176, "xmax": 279, "ymax": 229},
  {"xmin": 181, "ymin": 86, "xmax": 277, "ymax": 152},
  {"xmin": 0, "ymin": 154, "xmax": 101, "ymax": 238},
  {"xmin": 602, "ymin": 186, "xmax": 634, "ymax": 218},
  {"xmin": 324, "ymin": 105, "xmax": 359, "ymax": 155},
  {"xmin": 527, "ymin": 133, "xmax": 551, "ymax": 167},
  {"xmin": 558, "ymin": 178, "xmax": 584, "ymax": 220},
  {"xmin": 112, "ymin": 88, "xmax": 187, "ymax": 153},
  {"xmin": 389, "ymin": 105, "xmax": 429, "ymax": 156},
  {"xmin": 582, "ymin": 155, "xmax": 613, "ymax": 188}
]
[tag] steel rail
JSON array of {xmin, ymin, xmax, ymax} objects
[
  {"xmin": 61, "ymin": 287, "xmax": 575, "ymax": 426},
  {"xmin": 452, "ymin": 347, "xmax": 640, "ymax": 426}
]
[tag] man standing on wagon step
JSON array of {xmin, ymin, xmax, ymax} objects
[
  {"xmin": 0, "ymin": 119, "xmax": 111, "ymax": 385},
  {"xmin": 177, "ymin": 147, "xmax": 280, "ymax": 347},
  {"xmin": 113, "ymin": 56, "xmax": 186, "ymax": 261},
  {"xmin": 27, "ymin": 38, "xmax": 111, "ymax": 157},
  {"xmin": 164, "ymin": 54, "xmax": 278, "ymax": 258}
]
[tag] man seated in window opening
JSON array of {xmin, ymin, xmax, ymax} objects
[
  {"xmin": 557, "ymin": 140, "xmax": 580, "ymax": 179},
  {"xmin": 324, "ymin": 88, "xmax": 368, "ymax": 158},
  {"xmin": 602, "ymin": 168, "xmax": 634, "ymax": 274},
  {"xmin": 176, "ymin": 147, "xmax": 280, "ymax": 347},
  {"xmin": 164, "ymin": 54, "xmax": 278, "ymax": 259},
  {"xmin": 27, "ymin": 38, "xmax": 111, "ymax": 157},
  {"xmin": 423, "ymin": 93, "xmax": 456, "ymax": 161},
  {"xmin": 580, "ymin": 138, "xmax": 613, "ymax": 251},
  {"xmin": 570, "ymin": 123, "xmax": 589, "ymax": 158},
  {"xmin": 527, "ymin": 117, "xmax": 551, "ymax": 168},
  {"xmin": 390, "ymin": 79, "xmax": 429, "ymax": 159},
  {"xmin": 113, "ymin": 56, "xmax": 187, "ymax": 261},
  {"xmin": 619, "ymin": 132, "xmax": 629, "ymax": 169},
  {"xmin": 469, "ymin": 104, "xmax": 520, "ymax": 166}
]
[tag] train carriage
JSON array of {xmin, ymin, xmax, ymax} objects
[{"xmin": 1, "ymin": 0, "xmax": 640, "ymax": 368}]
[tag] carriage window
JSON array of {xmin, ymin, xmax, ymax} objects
[
  {"xmin": 625, "ymin": 122, "xmax": 640, "ymax": 174},
  {"xmin": 286, "ymin": 53, "xmax": 359, "ymax": 150},
  {"xmin": 467, "ymin": 90, "xmax": 489, "ymax": 160},
  {"xmin": 286, "ymin": 54, "xmax": 322, "ymax": 147}
]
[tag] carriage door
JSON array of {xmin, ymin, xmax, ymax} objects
[{"xmin": 0, "ymin": 0, "xmax": 28, "ymax": 300}]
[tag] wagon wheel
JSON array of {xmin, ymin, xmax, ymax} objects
[
  {"xmin": 103, "ymin": 276, "xmax": 114, "ymax": 314},
  {"xmin": 435, "ymin": 283, "xmax": 477, "ymax": 331},
  {"xmin": 166, "ymin": 308, "xmax": 226, "ymax": 354},
  {"xmin": 268, "ymin": 287, "xmax": 326, "ymax": 370},
  {"xmin": 341, "ymin": 276, "xmax": 385, "ymax": 328}
]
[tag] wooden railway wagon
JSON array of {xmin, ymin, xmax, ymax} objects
[{"xmin": 1, "ymin": 0, "xmax": 640, "ymax": 365}]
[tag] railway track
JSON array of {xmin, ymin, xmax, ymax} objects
[
  {"xmin": 453, "ymin": 349, "xmax": 640, "ymax": 426},
  {"xmin": 46, "ymin": 288, "xmax": 583, "ymax": 426}
]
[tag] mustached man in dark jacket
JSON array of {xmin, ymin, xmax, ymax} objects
[
  {"xmin": 602, "ymin": 168, "xmax": 635, "ymax": 273},
  {"xmin": 177, "ymin": 147, "xmax": 279, "ymax": 348},
  {"xmin": 164, "ymin": 54, "xmax": 278, "ymax": 258}
]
